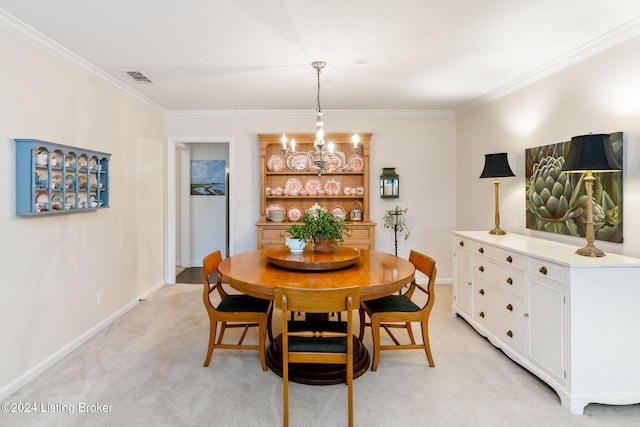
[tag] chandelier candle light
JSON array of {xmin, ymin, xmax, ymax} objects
[{"xmin": 281, "ymin": 61, "xmax": 360, "ymax": 176}]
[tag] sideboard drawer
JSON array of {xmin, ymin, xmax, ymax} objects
[
  {"xmin": 494, "ymin": 269, "xmax": 525, "ymax": 300},
  {"xmin": 455, "ymin": 236, "xmax": 472, "ymax": 251},
  {"xmin": 475, "ymin": 244, "xmax": 525, "ymax": 270},
  {"xmin": 472, "ymin": 257, "xmax": 495, "ymax": 282},
  {"xmin": 528, "ymin": 259, "xmax": 564, "ymax": 283},
  {"xmin": 346, "ymin": 227, "xmax": 371, "ymax": 239},
  {"xmin": 261, "ymin": 228, "xmax": 288, "ymax": 240}
]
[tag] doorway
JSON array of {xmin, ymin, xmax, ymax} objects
[{"xmin": 166, "ymin": 137, "xmax": 233, "ymax": 284}]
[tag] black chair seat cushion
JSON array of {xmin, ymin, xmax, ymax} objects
[
  {"xmin": 218, "ymin": 294, "xmax": 270, "ymax": 313},
  {"xmin": 287, "ymin": 320, "xmax": 348, "ymax": 353},
  {"xmin": 364, "ymin": 295, "xmax": 420, "ymax": 313}
]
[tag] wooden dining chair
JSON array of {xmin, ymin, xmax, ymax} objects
[
  {"xmin": 358, "ymin": 250, "xmax": 437, "ymax": 371},
  {"xmin": 201, "ymin": 250, "xmax": 273, "ymax": 371},
  {"xmin": 274, "ymin": 286, "xmax": 360, "ymax": 427}
]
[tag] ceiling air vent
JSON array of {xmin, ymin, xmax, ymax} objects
[{"xmin": 124, "ymin": 71, "xmax": 153, "ymax": 84}]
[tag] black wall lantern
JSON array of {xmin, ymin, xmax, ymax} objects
[{"xmin": 380, "ymin": 167, "xmax": 399, "ymax": 198}]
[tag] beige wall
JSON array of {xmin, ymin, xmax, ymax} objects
[
  {"xmin": 0, "ymin": 28, "xmax": 166, "ymax": 396},
  {"xmin": 456, "ymin": 35, "xmax": 640, "ymax": 258},
  {"xmin": 165, "ymin": 111, "xmax": 457, "ymax": 281}
]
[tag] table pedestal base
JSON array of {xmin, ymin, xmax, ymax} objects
[{"xmin": 266, "ymin": 335, "xmax": 370, "ymax": 385}]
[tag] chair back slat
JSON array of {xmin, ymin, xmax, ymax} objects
[
  {"xmin": 201, "ymin": 250, "xmax": 222, "ymax": 286},
  {"xmin": 408, "ymin": 250, "xmax": 437, "ymax": 310},
  {"xmin": 275, "ymin": 287, "xmax": 358, "ymax": 313}
]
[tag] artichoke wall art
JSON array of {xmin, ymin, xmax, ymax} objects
[{"xmin": 525, "ymin": 132, "xmax": 623, "ymax": 243}]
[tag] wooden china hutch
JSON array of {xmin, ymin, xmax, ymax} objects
[{"xmin": 257, "ymin": 133, "xmax": 376, "ymax": 249}]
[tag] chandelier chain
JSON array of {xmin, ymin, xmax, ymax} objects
[
  {"xmin": 316, "ymin": 66, "xmax": 322, "ymax": 113},
  {"xmin": 281, "ymin": 60, "xmax": 359, "ymax": 176}
]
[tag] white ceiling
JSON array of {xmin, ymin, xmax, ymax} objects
[{"xmin": 2, "ymin": 0, "xmax": 640, "ymax": 112}]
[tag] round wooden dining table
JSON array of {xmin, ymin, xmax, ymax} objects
[{"xmin": 217, "ymin": 246, "xmax": 415, "ymax": 385}]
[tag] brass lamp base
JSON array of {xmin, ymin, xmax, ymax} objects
[
  {"xmin": 488, "ymin": 179, "xmax": 507, "ymax": 235},
  {"xmin": 575, "ymin": 244, "xmax": 605, "ymax": 258},
  {"xmin": 575, "ymin": 173, "xmax": 606, "ymax": 258},
  {"xmin": 489, "ymin": 226, "xmax": 507, "ymax": 235}
]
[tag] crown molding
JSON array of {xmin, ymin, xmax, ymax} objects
[
  {"xmin": 165, "ymin": 109, "xmax": 455, "ymax": 119},
  {"xmin": 0, "ymin": 9, "xmax": 165, "ymax": 114},
  {"xmin": 456, "ymin": 17, "xmax": 640, "ymax": 116}
]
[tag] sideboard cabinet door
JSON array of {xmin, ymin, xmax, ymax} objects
[
  {"xmin": 527, "ymin": 272, "xmax": 565, "ymax": 384},
  {"xmin": 452, "ymin": 236, "xmax": 473, "ymax": 317}
]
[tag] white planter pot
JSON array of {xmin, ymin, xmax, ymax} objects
[{"xmin": 286, "ymin": 238, "xmax": 307, "ymax": 254}]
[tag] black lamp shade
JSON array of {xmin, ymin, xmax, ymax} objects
[
  {"xmin": 479, "ymin": 153, "xmax": 515, "ymax": 178},
  {"xmin": 561, "ymin": 134, "xmax": 621, "ymax": 172}
]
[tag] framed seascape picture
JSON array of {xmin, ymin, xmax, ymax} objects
[
  {"xmin": 190, "ymin": 160, "xmax": 226, "ymax": 195},
  {"xmin": 525, "ymin": 132, "xmax": 623, "ymax": 243}
]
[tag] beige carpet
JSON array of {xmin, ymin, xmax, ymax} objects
[{"xmin": 2, "ymin": 283, "xmax": 639, "ymax": 426}]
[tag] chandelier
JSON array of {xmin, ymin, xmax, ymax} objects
[{"xmin": 281, "ymin": 61, "xmax": 360, "ymax": 176}]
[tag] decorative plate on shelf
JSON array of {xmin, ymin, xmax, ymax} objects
[
  {"xmin": 347, "ymin": 154, "xmax": 364, "ymax": 171},
  {"xmin": 286, "ymin": 152, "xmax": 311, "ymax": 171},
  {"xmin": 78, "ymin": 175, "xmax": 87, "ymax": 189},
  {"xmin": 284, "ymin": 177, "xmax": 303, "ymax": 195},
  {"xmin": 36, "ymin": 191, "xmax": 49, "ymax": 204},
  {"xmin": 325, "ymin": 151, "xmax": 346, "ymax": 171},
  {"xmin": 330, "ymin": 205, "xmax": 346, "ymax": 216},
  {"xmin": 304, "ymin": 178, "xmax": 322, "ymax": 194},
  {"xmin": 89, "ymin": 158, "xmax": 98, "ymax": 171},
  {"xmin": 267, "ymin": 154, "xmax": 285, "ymax": 172},
  {"xmin": 90, "ymin": 175, "xmax": 98, "ymax": 189},
  {"xmin": 78, "ymin": 194, "xmax": 87, "ymax": 208},
  {"xmin": 324, "ymin": 177, "xmax": 341, "ymax": 195},
  {"xmin": 287, "ymin": 206, "xmax": 303, "ymax": 222},
  {"xmin": 266, "ymin": 203, "xmax": 285, "ymax": 220}
]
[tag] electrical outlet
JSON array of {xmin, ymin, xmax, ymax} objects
[{"xmin": 97, "ymin": 290, "xmax": 103, "ymax": 306}]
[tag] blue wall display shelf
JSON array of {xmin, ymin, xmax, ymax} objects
[{"xmin": 15, "ymin": 139, "xmax": 111, "ymax": 216}]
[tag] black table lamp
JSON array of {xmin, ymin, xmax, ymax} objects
[
  {"xmin": 480, "ymin": 153, "xmax": 515, "ymax": 235},
  {"xmin": 561, "ymin": 133, "xmax": 621, "ymax": 257}
]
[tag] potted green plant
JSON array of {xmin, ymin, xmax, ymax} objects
[
  {"xmin": 285, "ymin": 224, "xmax": 308, "ymax": 253},
  {"xmin": 287, "ymin": 208, "xmax": 350, "ymax": 252},
  {"xmin": 383, "ymin": 206, "xmax": 409, "ymax": 240}
]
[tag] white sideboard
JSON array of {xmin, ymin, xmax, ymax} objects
[{"xmin": 452, "ymin": 231, "xmax": 640, "ymax": 415}]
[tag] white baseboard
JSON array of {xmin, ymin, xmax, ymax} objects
[{"xmin": 0, "ymin": 280, "xmax": 166, "ymax": 401}]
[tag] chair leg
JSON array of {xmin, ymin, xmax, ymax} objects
[
  {"xmin": 283, "ymin": 354, "xmax": 289, "ymax": 427},
  {"xmin": 267, "ymin": 308, "xmax": 274, "ymax": 342},
  {"xmin": 371, "ymin": 316, "xmax": 381, "ymax": 372},
  {"xmin": 421, "ymin": 321, "xmax": 435, "ymax": 367},
  {"xmin": 347, "ymin": 356, "xmax": 354, "ymax": 427},
  {"xmin": 258, "ymin": 319, "xmax": 267, "ymax": 371},
  {"xmin": 358, "ymin": 308, "xmax": 366, "ymax": 340},
  {"xmin": 203, "ymin": 318, "xmax": 217, "ymax": 367}
]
